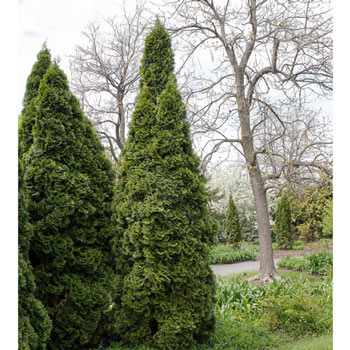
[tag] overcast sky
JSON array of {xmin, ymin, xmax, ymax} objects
[{"xmin": 17, "ymin": 0, "xmax": 140, "ymax": 112}]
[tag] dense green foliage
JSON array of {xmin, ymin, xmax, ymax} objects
[
  {"xmin": 94, "ymin": 273, "xmax": 332, "ymax": 350},
  {"xmin": 19, "ymin": 161, "xmax": 52, "ymax": 350},
  {"xmin": 321, "ymin": 199, "xmax": 333, "ymax": 238},
  {"xmin": 225, "ymin": 194, "xmax": 241, "ymax": 248},
  {"xmin": 109, "ymin": 22, "xmax": 216, "ymax": 349},
  {"xmin": 273, "ymin": 193, "xmax": 293, "ymax": 249},
  {"xmin": 278, "ymin": 252, "xmax": 333, "ymax": 276},
  {"xmin": 209, "ymin": 245, "xmax": 256, "ymax": 264},
  {"xmin": 288, "ymin": 182, "xmax": 332, "ymax": 241},
  {"xmin": 24, "ymin": 63, "xmax": 116, "ymax": 349},
  {"xmin": 19, "ymin": 46, "xmax": 52, "ymax": 350},
  {"xmin": 19, "ymin": 45, "xmax": 51, "ymax": 158}
]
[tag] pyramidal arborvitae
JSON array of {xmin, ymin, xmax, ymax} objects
[
  {"xmin": 24, "ymin": 62, "xmax": 116, "ymax": 349},
  {"xmin": 110, "ymin": 22, "xmax": 217, "ymax": 349}
]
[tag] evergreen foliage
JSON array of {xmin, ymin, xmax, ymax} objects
[
  {"xmin": 110, "ymin": 22, "xmax": 217, "ymax": 350},
  {"xmin": 19, "ymin": 45, "xmax": 51, "ymax": 158},
  {"xmin": 19, "ymin": 159, "xmax": 52, "ymax": 350},
  {"xmin": 274, "ymin": 193, "xmax": 293, "ymax": 249},
  {"xmin": 321, "ymin": 199, "xmax": 333, "ymax": 238},
  {"xmin": 288, "ymin": 181, "xmax": 332, "ymax": 241},
  {"xmin": 225, "ymin": 194, "xmax": 241, "ymax": 248},
  {"xmin": 24, "ymin": 63, "xmax": 116, "ymax": 350}
]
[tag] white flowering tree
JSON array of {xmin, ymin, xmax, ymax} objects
[{"xmin": 208, "ymin": 163, "xmax": 276, "ymax": 242}]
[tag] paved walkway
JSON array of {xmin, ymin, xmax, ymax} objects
[{"xmin": 211, "ymin": 259, "xmax": 281, "ymax": 276}]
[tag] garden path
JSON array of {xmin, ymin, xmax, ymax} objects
[{"xmin": 211, "ymin": 259, "xmax": 281, "ymax": 276}]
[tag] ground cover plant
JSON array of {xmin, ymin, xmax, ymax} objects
[
  {"xmin": 209, "ymin": 245, "xmax": 256, "ymax": 264},
  {"xmin": 278, "ymin": 252, "xmax": 333, "ymax": 276}
]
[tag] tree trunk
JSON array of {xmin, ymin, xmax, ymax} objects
[
  {"xmin": 240, "ymin": 112, "xmax": 280, "ymax": 282},
  {"xmin": 248, "ymin": 166, "xmax": 280, "ymax": 282}
]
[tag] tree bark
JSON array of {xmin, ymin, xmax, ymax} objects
[{"xmin": 240, "ymin": 112, "xmax": 280, "ymax": 282}]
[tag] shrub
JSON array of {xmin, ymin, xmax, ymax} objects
[
  {"xmin": 109, "ymin": 22, "xmax": 216, "ymax": 349},
  {"xmin": 273, "ymin": 193, "xmax": 293, "ymax": 249},
  {"xmin": 209, "ymin": 245, "xmax": 256, "ymax": 264},
  {"xmin": 24, "ymin": 63, "xmax": 116, "ymax": 349},
  {"xmin": 262, "ymin": 292, "xmax": 332, "ymax": 336},
  {"xmin": 225, "ymin": 194, "xmax": 241, "ymax": 248}
]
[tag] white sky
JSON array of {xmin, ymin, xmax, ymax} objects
[{"xmin": 17, "ymin": 0, "xmax": 140, "ymax": 113}]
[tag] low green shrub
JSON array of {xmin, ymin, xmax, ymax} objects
[
  {"xmin": 209, "ymin": 245, "xmax": 256, "ymax": 264},
  {"xmin": 278, "ymin": 252, "xmax": 333, "ymax": 276},
  {"xmin": 200, "ymin": 317, "xmax": 283, "ymax": 350},
  {"xmin": 292, "ymin": 240, "xmax": 306, "ymax": 250},
  {"xmin": 262, "ymin": 292, "xmax": 332, "ymax": 336}
]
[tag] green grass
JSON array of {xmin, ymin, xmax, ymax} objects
[{"xmin": 273, "ymin": 334, "xmax": 332, "ymax": 349}]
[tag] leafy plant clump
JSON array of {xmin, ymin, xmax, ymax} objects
[
  {"xmin": 263, "ymin": 292, "xmax": 332, "ymax": 336},
  {"xmin": 209, "ymin": 245, "xmax": 256, "ymax": 264},
  {"xmin": 278, "ymin": 252, "xmax": 333, "ymax": 276},
  {"xmin": 109, "ymin": 22, "xmax": 216, "ymax": 350}
]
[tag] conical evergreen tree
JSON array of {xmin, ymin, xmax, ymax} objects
[
  {"xmin": 110, "ymin": 22, "xmax": 217, "ymax": 350},
  {"xmin": 24, "ymin": 62, "xmax": 116, "ymax": 349},
  {"xmin": 19, "ymin": 45, "xmax": 52, "ymax": 350},
  {"xmin": 225, "ymin": 194, "xmax": 241, "ymax": 248},
  {"xmin": 274, "ymin": 193, "xmax": 293, "ymax": 249},
  {"xmin": 19, "ymin": 158, "xmax": 52, "ymax": 350},
  {"xmin": 19, "ymin": 44, "xmax": 51, "ymax": 158}
]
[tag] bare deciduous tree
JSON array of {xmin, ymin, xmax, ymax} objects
[
  {"xmin": 161, "ymin": 0, "xmax": 332, "ymax": 281},
  {"xmin": 69, "ymin": 1, "xmax": 147, "ymax": 161}
]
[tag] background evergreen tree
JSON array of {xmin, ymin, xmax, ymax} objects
[
  {"xmin": 19, "ymin": 159, "xmax": 52, "ymax": 350},
  {"xmin": 274, "ymin": 193, "xmax": 293, "ymax": 249},
  {"xmin": 19, "ymin": 44, "xmax": 51, "ymax": 159},
  {"xmin": 110, "ymin": 22, "xmax": 217, "ymax": 350},
  {"xmin": 225, "ymin": 193, "xmax": 241, "ymax": 248},
  {"xmin": 24, "ymin": 62, "xmax": 116, "ymax": 350}
]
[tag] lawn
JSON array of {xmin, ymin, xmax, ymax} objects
[{"xmin": 274, "ymin": 334, "xmax": 332, "ymax": 350}]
